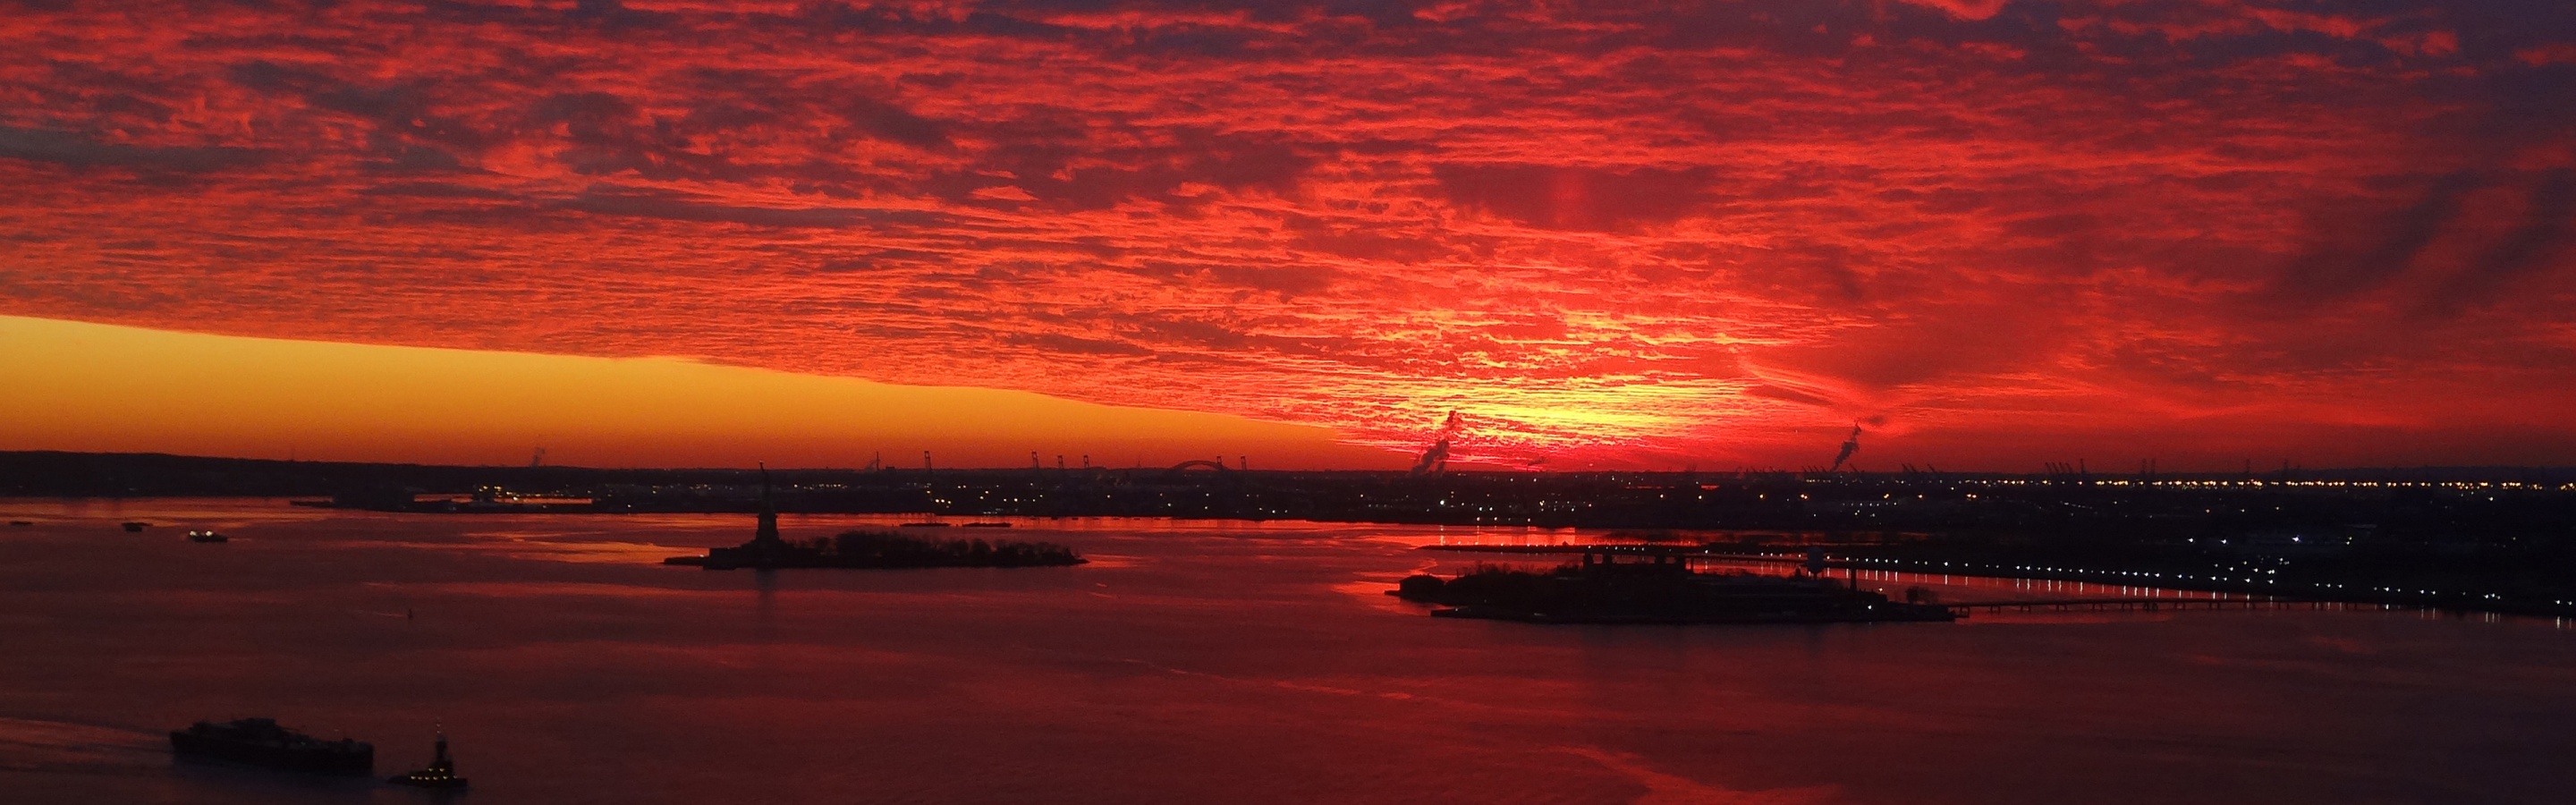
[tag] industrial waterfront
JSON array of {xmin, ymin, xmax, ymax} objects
[{"xmin": 11, "ymin": 451, "xmax": 2572, "ymax": 618}]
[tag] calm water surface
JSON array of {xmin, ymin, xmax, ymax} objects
[{"xmin": 2, "ymin": 498, "xmax": 2571, "ymax": 805}]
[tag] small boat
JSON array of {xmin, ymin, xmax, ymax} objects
[
  {"xmin": 122, "ymin": 521, "xmax": 148, "ymax": 532},
  {"xmin": 961, "ymin": 521, "xmax": 1012, "ymax": 529},
  {"xmin": 6, "ymin": 521, "xmax": 31, "ymax": 527},
  {"xmin": 897, "ymin": 521, "xmax": 951, "ymax": 528},
  {"xmin": 387, "ymin": 729, "xmax": 469, "ymax": 790},
  {"xmin": 187, "ymin": 530, "xmax": 229, "ymax": 543}
]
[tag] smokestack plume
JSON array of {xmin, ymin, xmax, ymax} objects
[
  {"xmin": 1411, "ymin": 411, "xmax": 1464, "ymax": 476},
  {"xmin": 1827, "ymin": 423, "xmax": 1861, "ymax": 472}
]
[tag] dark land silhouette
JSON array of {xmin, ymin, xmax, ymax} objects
[
  {"xmin": 657, "ymin": 463, "xmax": 1085, "ymax": 570},
  {"xmin": 1393, "ymin": 549, "xmax": 1955, "ymax": 624},
  {"xmin": 7, "ymin": 450, "xmax": 2574, "ymax": 614},
  {"xmin": 665, "ymin": 529, "xmax": 1085, "ymax": 571}
]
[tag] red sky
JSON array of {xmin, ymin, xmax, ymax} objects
[{"xmin": 3, "ymin": 0, "xmax": 2573, "ymax": 470}]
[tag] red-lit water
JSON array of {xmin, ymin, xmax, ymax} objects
[{"xmin": 2, "ymin": 498, "xmax": 2570, "ymax": 805}]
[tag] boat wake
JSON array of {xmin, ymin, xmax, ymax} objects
[{"xmin": 0, "ymin": 716, "xmax": 163, "ymax": 776}]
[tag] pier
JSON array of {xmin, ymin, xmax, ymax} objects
[{"xmin": 1937, "ymin": 597, "xmax": 2364, "ymax": 615}]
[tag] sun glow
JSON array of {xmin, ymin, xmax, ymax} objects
[{"xmin": 0, "ymin": 317, "xmax": 1402, "ymax": 470}]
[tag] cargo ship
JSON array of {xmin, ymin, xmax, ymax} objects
[{"xmin": 168, "ymin": 717, "xmax": 373, "ymax": 774}]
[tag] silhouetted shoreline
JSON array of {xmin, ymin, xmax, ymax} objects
[
  {"xmin": 1392, "ymin": 550, "xmax": 1956, "ymax": 624},
  {"xmin": 8, "ymin": 450, "xmax": 2573, "ymax": 615},
  {"xmin": 665, "ymin": 529, "xmax": 1084, "ymax": 570}
]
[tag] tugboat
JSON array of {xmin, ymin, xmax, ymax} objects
[
  {"xmin": 187, "ymin": 530, "xmax": 229, "ymax": 543},
  {"xmin": 388, "ymin": 728, "xmax": 469, "ymax": 790},
  {"xmin": 168, "ymin": 717, "xmax": 373, "ymax": 774}
]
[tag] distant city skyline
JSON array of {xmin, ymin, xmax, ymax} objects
[{"xmin": 3, "ymin": 1, "xmax": 2572, "ymax": 470}]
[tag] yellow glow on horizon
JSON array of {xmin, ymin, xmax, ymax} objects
[{"xmin": 0, "ymin": 316, "xmax": 1405, "ymax": 469}]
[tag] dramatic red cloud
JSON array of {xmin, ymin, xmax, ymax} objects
[
  {"xmin": 1898, "ymin": 0, "xmax": 2012, "ymax": 21},
  {"xmin": 2, "ymin": 0, "xmax": 2572, "ymax": 470}
]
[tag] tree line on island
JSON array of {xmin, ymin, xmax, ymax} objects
[
  {"xmin": 668, "ymin": 528, "xmax": 1086, "ymax": 569},
  {"xmin": 805, "ymin": 530, "xmax": 1085, "ymax": 567}
]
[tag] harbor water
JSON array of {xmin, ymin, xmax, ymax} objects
[{"xmin": 2, "ymin": 498, "xmax": 2572, "ymax": 804}]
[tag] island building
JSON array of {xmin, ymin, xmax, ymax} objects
[
  {"xmin": 700, "ymin": 463, "xmax": 793, "ymax": 569},
  {"xmin": 665, "ymin": 464, "xmax": 1085, "ymax": 570}
]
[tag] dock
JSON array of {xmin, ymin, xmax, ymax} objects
[{"xmin": 1937, "ymin": 597, "xmax": 2412, "ymax": 615}]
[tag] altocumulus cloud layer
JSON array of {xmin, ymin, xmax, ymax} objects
[{"xmin": 3, "ymin": 0, "xmax": 2572, "ymax": 468}]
